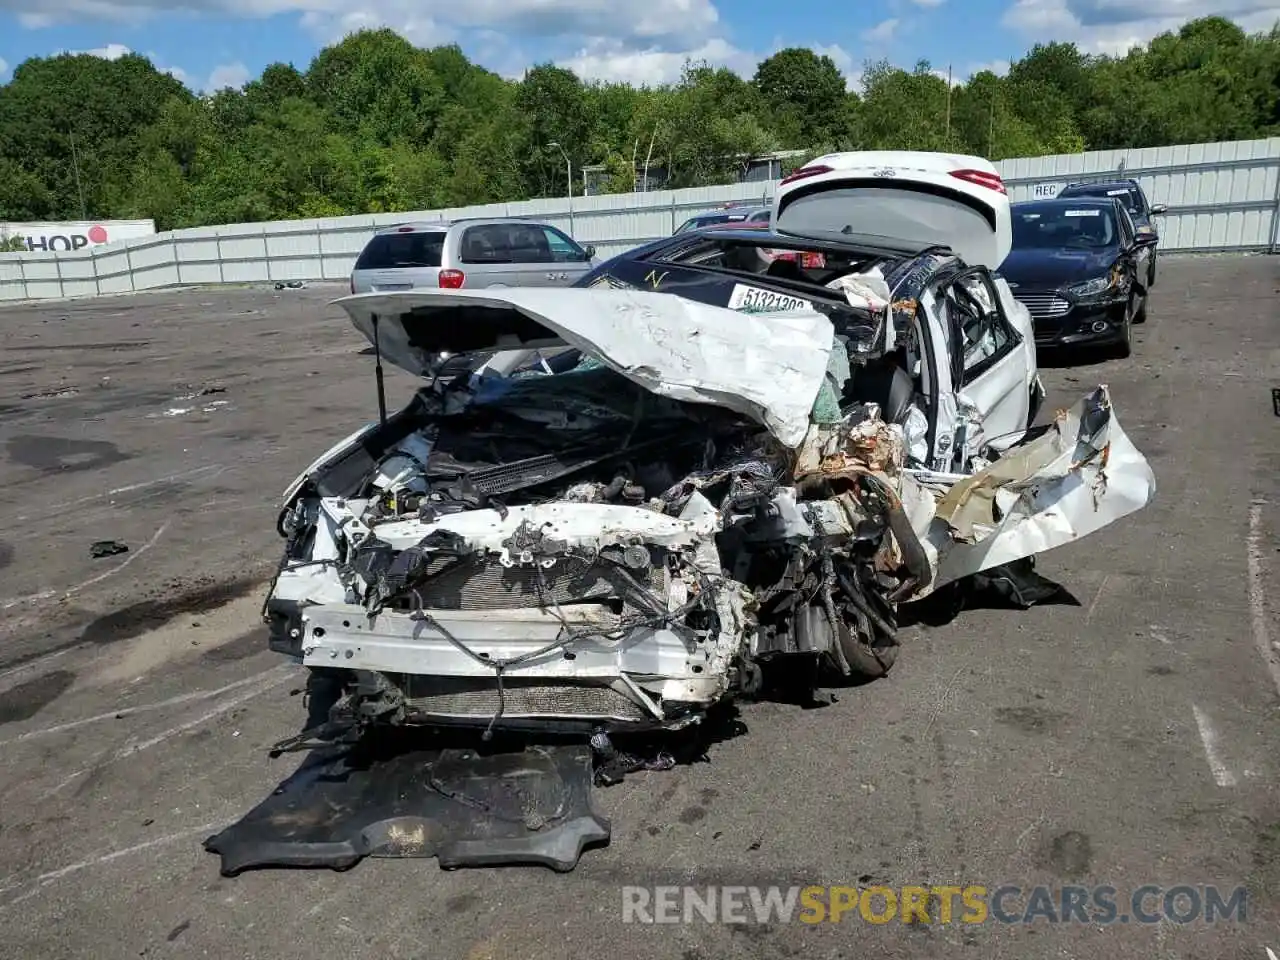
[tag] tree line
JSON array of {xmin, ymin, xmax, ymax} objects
[{"xmin": 0, "ymin": 15, "xmax": 1276, "ymax": 231}]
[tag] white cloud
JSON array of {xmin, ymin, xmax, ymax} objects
[
  {"xmin": 968, "ymin": 58, "xmax": 1012, "ymax": 77},
  {"xmin": 2, "ymin": 0, "xmax": 721, "ymax": 45},
  {"xmin": 560, "ymin": 35, "xmax": 865, "ymax": 91},
  {"xmin": 811, "ymin": 42, "xmax": 862, "ymax": 91},
  {"xmin": 1002, "ymin": 0, "xmax": 1280, "ymax": 54},
  {"xmin": 861, "ymin": 17, "xmax": 900, "ymax": 42},
  {"xmin": 81, "ymin": 42, "xmax": 132, "ymax": 59},
  {"xmin": 206, "ymin": 61, "xmax": 251, "ymax": 89},
  {"xmin": 910, "ymin": 0, "xmax": 947, "ymax": 5},
  {"xmin": 0, "ymin": 56, "xmax": 8, "ymax": 80},
  {"xmin": 559, "ymin": 36, "xmax": 755, "ymax": 86}
]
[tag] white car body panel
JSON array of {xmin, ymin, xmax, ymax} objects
[
  {"xmin": 772, "ymin": 150, "xmax": 1013, "ymax": 271},
  {"xmin": 338, "ymin": 288, "xmax": 836, "ymax": 448}
]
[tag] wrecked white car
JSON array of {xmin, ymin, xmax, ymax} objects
[{"xmin": 262, "ymin": 284, "xmax": 1155, "ymax": 741}]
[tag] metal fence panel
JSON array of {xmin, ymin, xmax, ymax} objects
[{"xmin": 0, "ymin": 136, "xmax": 1276, "ymax": 302}]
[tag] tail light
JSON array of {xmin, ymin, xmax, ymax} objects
[
  {"xmin": 950, "ymin": 168, "xmax": 1007, "ymax": 194},
  {"xmin": 438, "ymin": 269, "xmax": 465, "ymax": 289},
  {"xmin": 779, "ymin": 164, "xmax": 833, "ymax": 186},
  {"xmin": 801, "ymin": 252, "xmax": 825, "ymax": 269}
]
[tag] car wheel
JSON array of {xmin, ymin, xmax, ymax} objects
[
  {"xmin": 1134, "ymin": 292, "xmax": 1148, "ymax": 324},
  {"xmin": 835, "ymin": 617, "xmax": 899, "ymax": 680},
  {"xmin": 1111, "ymin": 298, "xmax": 1134, "ymax": 360}
]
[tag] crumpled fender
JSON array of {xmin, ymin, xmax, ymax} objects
[{"xmin": 905, "ymin": 384, "xmax": 1156, "ymax": 595}]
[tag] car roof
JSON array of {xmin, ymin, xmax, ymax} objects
[
  {"xmin": 684, "ymin": 206, "xmax": 770, "ymax": 218},
  {"xmin": 371, "ymin": 217, "xmax": 553, "ymax": 235},
  {"xmin": 1014, "ymin": 196, "xmax": 1119, "ymax": 209},
  {"xmin": 679, "ymin": 225, "xmax": 944, "ymax": 257},
  {"xmin": 1060, "ymin": 179, "xmax": 1141, "ymax": 192}
]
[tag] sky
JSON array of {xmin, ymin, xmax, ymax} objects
[{"xmin": 0, "ymin": 0, "xmax": 1278, "ymax": 94}]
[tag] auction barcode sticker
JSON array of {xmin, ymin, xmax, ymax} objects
[{"xmin": 727, "ymin": 283, "xmax": 814, "ymax": 314}]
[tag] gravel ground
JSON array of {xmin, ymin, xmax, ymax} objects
[{"xmin": 0, "ymin": 259, "xmax": 1277, "ymax": 959}]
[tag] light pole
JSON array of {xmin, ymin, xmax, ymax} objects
[
  {"xmin": 548, "ymin": 140, "xmax": 573, "ymax": 234},
  {"xmin": 548, "ymin": 140, "xmax": 572, "ymax": 199}
]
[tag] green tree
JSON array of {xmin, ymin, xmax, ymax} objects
[
  {"xmin": 306, "ymin": 29, "xmax": 444, "ymax": 146},
  {"xmin": 515, "ymin": 64, "xmax": 592, "ymax": 197},
  {"xmin": 0, "ymin": 52, "xmax": 193, "ymax": 220},
  {"xmin": 3, "ymin": 16, "xmax": 1278, "ymax": 229},
  {"xmin": 754, "ymin": 47, "xmax": 848, "ymax": 148}
]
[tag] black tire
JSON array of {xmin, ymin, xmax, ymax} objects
[
  {"xmin": 836, "ymin": 620, "xmax": 899, "ymax": 679},
  {"xmin": 1111, "ymin": 298, "xmax": 1133, "ymax": 360},
  {"xmin": 1134, "ymin": 292, "xmax": 1148, "ymax": 324}
]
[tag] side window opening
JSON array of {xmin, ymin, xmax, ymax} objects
[
  {"xmin": 945, "ymin": 271, "xmax": 1015, "ymax": 384},
  {"xmin": 460, "ymin": 225, "xmax": 511, "ymax": 264},
  {"xmin": 540, "ymin": 226, "xmax": 587, "ymax": 263}
]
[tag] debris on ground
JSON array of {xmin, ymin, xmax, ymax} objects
[
  {"xmin": 274, "ymin": 281, "xmax": 307, "ymax": 290},
  {"xmin": 90, "ymin": 540, "xmax": 129, "ymax": 559},
  {"xmin": 21, "ymin": 386, "xmax": 79, "ymax": 400},
  {"xmin": 205, "ymin": 732, "xmax": 609, "ymax": 875}
]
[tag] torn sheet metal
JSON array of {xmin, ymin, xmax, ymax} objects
[
  {"xmin": 337, "ymin": 288, "xmax": 835, "ymax": 448},
  {"xmin": 346, "ymin": 500, "xmax": 723, "ymax": 554},
  {"xmin": 914, "ymin": 385, "xmax": 1156, "ymax": 590},
  {"xmin": 204, "ymin": 738, "xmax": 609, "ymax": 874}
]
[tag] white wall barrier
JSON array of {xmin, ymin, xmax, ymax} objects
[{"xmin": 1, "ymin": 137, "xmax": 1277, "ymax": 302}]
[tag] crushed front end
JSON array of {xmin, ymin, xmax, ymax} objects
[{"xmin": 265, "ymin": 364, "xmax": 914, "ymax": 737}]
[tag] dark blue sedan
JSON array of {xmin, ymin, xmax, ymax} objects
[
  {"xmin": 1000, "ymin": 197, "xmax": 1148, "ymax": 359},
  {"xmin": 1056, "ymin": 179, "xmax": 1167, "ymax": 289}
]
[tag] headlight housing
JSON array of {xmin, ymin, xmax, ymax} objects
[{"xmin": 1068, "ymin": 267, "xmax": 1121, "ymax": 299}]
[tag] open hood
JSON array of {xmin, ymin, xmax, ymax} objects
[
  {"xmin": 772, "ymin": 151, "xmax": 1013, "ymax": 270},
  {"xmin": 336, "ymin": 288, "xmax": 836, "ymax": 448}
]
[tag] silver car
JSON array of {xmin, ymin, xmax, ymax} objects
[
  {"xmin": 673, "ymin": 205, "xmax": 771, "ymax": 235},
  {"xmin": 350, "ymin": 218, "xmax": 597, "ymax": 293}
]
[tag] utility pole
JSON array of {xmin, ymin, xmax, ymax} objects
[
  {"xmin": 988, "ymin": 92, "xmax": 996, "ymax": 158},
  {"xmin": 944, "ymin": 64, "xmax": 953, "ymax": 144},
  {"xmin": 548, "ymin": 141, "xmax": 572, "ymax": 198},
  {"xmin": 642, "ymin": 123, "xmax": 658, "ymax": 193},
  {"xmin": 549, "ymin": 141, "xmax": 573, "ymax": 232},
  {"xmin": 68, "ymin": 130, "xmax": 87, "ymax": 220}
]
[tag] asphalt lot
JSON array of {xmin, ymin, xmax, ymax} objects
[{"xmin": 0, "ymin": 259, "xmax": 1277, "ymax": 959}]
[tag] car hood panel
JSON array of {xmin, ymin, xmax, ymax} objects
[
  {"xmin": 999, "ymin": 247, "xmax": 1117, "ymax": 290},
  {"xmin": 336, "ymin": 288, "xmax": 836, "ymax": 448}
]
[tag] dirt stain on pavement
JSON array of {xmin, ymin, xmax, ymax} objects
[
  {"xmin": 81, "ymin": 576, "xmax": 265, "ymax": 646},
  {"xmin": 0, "ymin": 669, "xmax": 77, "ymax": 724},
  {"xmin": 994, "ymin": 705, "xmax": 1067, "ymax": 735},
  {"xmin": 6, "ymin": 435, "xmax": 132, "ymax": 474},
  {"xmin": 1042, "ymin": 830, "xmax": 1093, "ymax": 879},
  {"xmin": 200, "ymin": 627, "xmax": 268, "ymax": 663}
]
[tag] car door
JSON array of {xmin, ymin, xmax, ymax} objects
[
  {"xmin": 537, "ymin": 225, "xmax": 594, "ymax": 285},
  {"xmin": 1110, "ymin": 202, "xmax": 1144, "ymax": 293},
  {"xmin": 923, "ymin": 266, "xmax": 1031, "ymax": 471},
  {"xmin": 457, "ymin": 223, "xmax": 525, "ymax": 287}
]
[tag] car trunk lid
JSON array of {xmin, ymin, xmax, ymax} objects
[{"xmin": 772, "ymin": 151, "xmax": 1013, "ymax": 271}]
